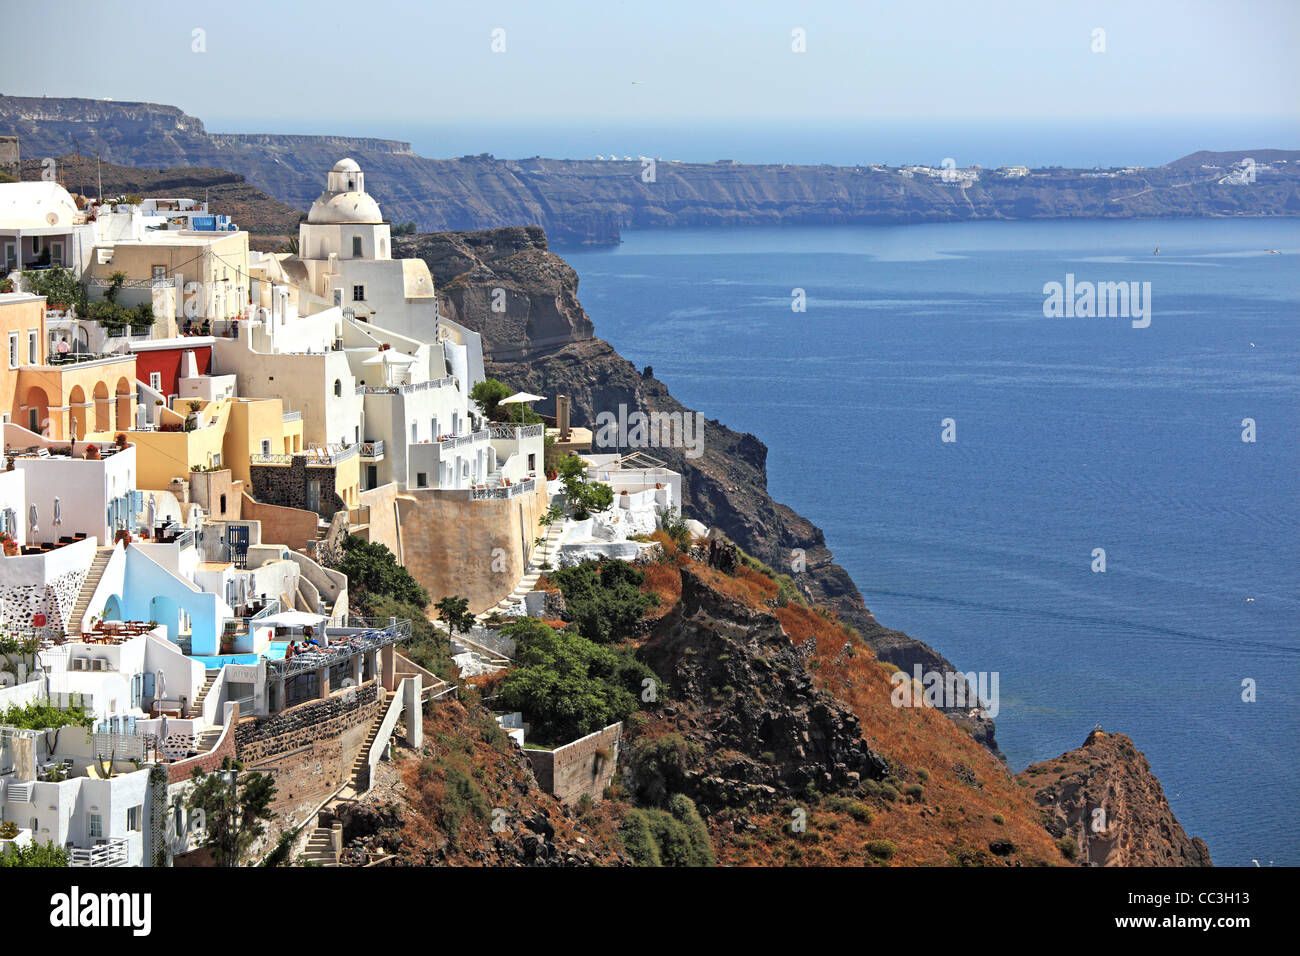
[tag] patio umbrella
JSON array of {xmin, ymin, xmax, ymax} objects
[
  {"xmin": 258, "ymin": 609, "xmax": 327, "ymax": 629},
  {"xmin": 28, "ymin": 504, "xmax": 38, "ymax": 535},
  {"xmin": 146, "ymin": 494, "xmax": 157, "ymax": 529},
  {"xmin": 362, "ymin": 350, "xmax": 416, "ymax": 385},
  {"xmin": 53, "ymin": 497, "xmax": 62, "ymax": 527},
  {"xmin": 498, "ymin": 391, "xmax": 545, "ymax": 425}
]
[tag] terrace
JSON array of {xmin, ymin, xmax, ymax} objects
[{"xmin": 267, "ymin": 615, "xmax": 411, "ymax": 681}]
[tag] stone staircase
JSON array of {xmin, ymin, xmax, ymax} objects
[
  {"xmin": 189, "ymin": 670, "xmax": 218, "ymax": 718},
  {"xmin": 67, "ymin": 547, "xmax": 114, "ymax": 634},
  {"xmin": 299, "ymin": 825, "xmax": 339, "ymax": 867},
  {"xmin": 477, "ymin": 521, "xmax": 565, "ymax": 623},
  {"xmin": 194, "ymin": 726, "xmax": 222, "ymax": 754},
  {"xmin": 347, "ymin": 708, "xmax": 388, "ymax": 796}
]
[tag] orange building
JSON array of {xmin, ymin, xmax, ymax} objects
[{"xmin": 2, "ymin": 291, "xmax": 136, "ymax": 439}]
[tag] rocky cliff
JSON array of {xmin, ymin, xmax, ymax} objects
[
  {"xmin": 5, "ymin": 96, "xmax": 1297, "ymax": 245},
  {"xmin": 1019, "ymin": 730, "xmax": 1212, "ymax": 867},
  {"xmin": 398, "ymin": 226, "xmax": 1002, "ymax": 756}
]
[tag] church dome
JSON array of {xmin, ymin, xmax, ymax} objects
[
  {"xmin": 332, "ymin": 157, "xmax": 361, "ymax": 173},
  {"xmin": 308, "ymin": 190, "xmax": 383, "ymax": 224}
]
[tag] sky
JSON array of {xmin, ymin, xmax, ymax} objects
[{"xmin": 1, "ymin": 0, "xmax": 1296, "ymax": 130}]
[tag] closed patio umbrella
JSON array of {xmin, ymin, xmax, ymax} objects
[
  {"xmin": 146, "ymin": 494, "xmax": 157, "ymax": 530},
  {"xmin": 53, "ymin": 497, "xmax": 62, "ymax": 527},
  {"xmin": 28, "ymin": 504, "xmax": 38, "ymax": 535}
]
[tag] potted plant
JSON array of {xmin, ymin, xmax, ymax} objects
[
  {"xmin": 1, "ymin": 532, "xmax": 17, "ymax": 557},
  {"xmin": 115, "ymin": 433, "xmax": 128, "ymax": 449},
  {"xmin": 84, "ymin": 444, "xmax": 101, "ymax": 460},
  {"xmin": 546, "ymin": 468, "xmax": 558, "ymax": 481}
]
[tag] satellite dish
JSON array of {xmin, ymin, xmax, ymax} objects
[{"xmin": 45, "ymin": 212, "xmax": 59, "ymax": 226}]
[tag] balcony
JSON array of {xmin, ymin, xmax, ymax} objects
[
  {"xmin": 251, "ymin": 444, "xmax": 358, "ymax": 467},
  {"xmin": 489, "ymin": 423, "xmax": 545, "ymax": 440},
  {"xmin": 471, "ymin": 477, "xmax": 537, "ymax": 501},
  {"xmin": 356, "ymin": 375, "xmax": 455, "ymax": 396},
  {"xmin": 267, "ymin": 616, "xmax": 412, "ymax": 680},
  {"xmin": 359, "ymin": 439, "xmax": 384, "ymax": 460},
  {"xmin": 69, "ymin": 837, "xmax": 129, "ymax": 867},
  {"xmin": 281, "ymin": 410, "xmax": 303, "ymax": 423}
]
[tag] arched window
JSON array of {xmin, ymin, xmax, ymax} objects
[{"xmin": 333, "ymin": 379, "xmax": 342, "ymax": 397}]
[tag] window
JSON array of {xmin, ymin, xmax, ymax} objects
[
  {"xmin": 51, "ymin": 241, "xmax": 64, "ymax": 265},
  {"xmin": 149, "ymin": 371, "xmax": 162, "ymax": 392},
  {"xmin": 152, "ymin": 265, "xmax": 166, "ymax": 282},
  {"xmin": 352, "ymin": 235, "xmax": 362, "ymax": 257},
  {"xmin": 28, "ymin": 330, "xmax": 38, "ymax": 364},
  {"xmin": 416, "ymin": 472, "xmax": 428, "ymax": 488},
  {"xmin": 261, "ymin": 439, "xmax": 271, "ymax": 455},
  {"xmin": 411, "ymin": 422, "xmax": 418, "ymax": 443},
  {"xmin": 528, "ymin": 453, "xmax": 536, "ymax": 472},
  {"xmin": 7, "ymin": 331, "xmax": 17, "ymax": 368},
  {"xmin": 333, "ymin": 379, "xmax": 342, "ymax": 397},
  {"xmin": 89, "ymin": 814, "xmax": 103, "ymax": 839},
  {"xmin": 127, "ymin": 806, "xmax": 142, "ymax": 831},
  {"xmin": 352, "ymin": 285, "xmax": 365, "ymax": 302}
]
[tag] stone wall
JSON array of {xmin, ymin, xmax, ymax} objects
[
  {"xmin": 525, "ymin": 722, "xmax": 622, "ymax": 807},
  {"xmin": 250, "ymin": 459, "xmax": 344, "ymax": 519},
  {"xmin": 0, "ymin": 567, "xmax": 87, "ymax": 635},
  {"xmin": 233, "ymin": 682, "xmax": 381, "ymax": 830},
  {"xmin": 396, "ymin": 485, "xmax": 547, "ymax": 615}
]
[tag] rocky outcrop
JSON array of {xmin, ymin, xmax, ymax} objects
[
  {"xmin": 5, "ymin": 96, "xmax": 1297, "ymax": 246},
  {"xmin": 1019, "ymin": 730, "xmax": 1212, "ymax": 867},
  {"xmin": 407, "ymin": 225, "xmax": 1003, "ymax": 756},
  {"xmin": 637, "ymin": 566, "xmax": 889, "ymax": 808}
]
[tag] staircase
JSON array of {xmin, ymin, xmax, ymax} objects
[
  {"xmin": 347, "ymin": 708, "xmax": 388, "ymax": 796},
  {"xmin": 478, "ymin": 521, "xmax": 565, "ymax": 623},
  {"xmin": 194, "ymin": 726, "xmax": 222, "ymax": 754},
  {"xmin": 299, "ymin": 825, "xmax": 339, "ymax": 867},
  {"xmin": 189, "ymin": 670, "xmax": 219, "ymax": 718},
  {"xmin": 67, "ymin": 547, "xmax": 114, "ymax": 634}
]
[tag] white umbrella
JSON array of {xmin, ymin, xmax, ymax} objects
[
  {"xmin": 53, "ymin": 497, "xmax": 62, "ymax": 527},
  {"xmin": 258, "ymin": 609, "xmax": 327, "ymax": 628},
  {"xmin": 146, "ymin": 494, "xmax": 157, "ymax": 529},
  {"xmin": 498, "ymin": 391, "xmax": 545, "ymax": 424},
  {"xmin": 28, "ymin": 504, "xmax": 38, "ymax": 535}
]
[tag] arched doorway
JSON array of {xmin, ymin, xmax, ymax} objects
[
  {"xmin": 22, "ymin": 385, "xmax": 49, "ymax": 435},
  {"xmin": 115, "ymin": 377, "xmax": 133, "ymax": 431},
  {"xmin": 93, "ymin": 381, "xmax": 111, "ymax": 433},
  {"xmin": 102, "ymin": 594, "xmax": 124, "ymax": 622},
  {"xmin": 68, "ymin": 385, "xmax": 87, "ymax": 440}
]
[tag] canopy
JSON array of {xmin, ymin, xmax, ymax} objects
[
  {"xmin": 499, "ymin": 392, "xmax": 544, "ymax": 404},
  {"xmin": 258, "ymin": 610, "xmax": 328, "ymax": 628},
  {"xmin": 361, "ymin": 351, "xmax": 417, "ymax": 366}
]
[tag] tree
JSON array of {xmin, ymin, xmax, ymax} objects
[
  {"xmin": 496, "ymin": 619, "xmax": 658, "ymax": 744},
  {"xmin": 0, "ymin": 841, "xmax": 69, "ymax": 867},
  {"xmin": 334, "ymin": 535, "xmax": 429, "ymax": 608},
  {"xmin": 434, "ymin": 595, "xmax": 474, "ymax": 639},
  {"xmin": 556, "ymin": 454, "xmax": 614, "ymax": 520},
  {"xmin": 186, "ymin": 756, "xmax": 276, "ymax": 867},
  {"xmin": 547, "ymin": 559, "xmax": 654, "ymax": 643},
  {"xmin": 21, "ymin": 266, "xmax": 87, "ymax": 313},
  {"xmin": 470, "ymin": 377, "xmax": 542, "ymax": 424}
]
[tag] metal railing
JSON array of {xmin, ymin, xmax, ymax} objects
[
  {"xmin": 267, "ymin": 618, "xmax": 412, "ymax": 680},
  {"xmin": 282, "ymin": 410, "xmax": 302, "ymax": 423}
]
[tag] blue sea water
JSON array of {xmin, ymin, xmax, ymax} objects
[{"xmin": 562, "ymin": 218, "xmax": 1300, "ymax": 866}]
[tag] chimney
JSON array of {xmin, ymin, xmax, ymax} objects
[{"xmin": 557, "ymin": 394, "xmax": 571, "ymax": 441}]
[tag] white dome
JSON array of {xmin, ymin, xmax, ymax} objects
[
  {"xmin": 332, "ymin": 157, "xmax": 361, "ymax": 173},
  {"xmin": 308, "ymin": 190, "xmax": 383, "ymax": 224}
]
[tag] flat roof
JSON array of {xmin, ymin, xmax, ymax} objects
[
  {"xmin": 0, "ymin": 292, "xmax": 44, "ymax": 305},
  {"xmin": 128, "ymin": 336, "xmax": 215, "ymax": 351}
]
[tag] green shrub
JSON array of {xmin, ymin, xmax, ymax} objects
[
  {"xmin": 904, "ymin": 784, "xmax": 924, "ymax": 801},
  {"xmin": 992, "ymin": 813, "xmax": 1005, "ymax": 825},
  {"xmin": 1057, "ymin": 836, "xmax": 1078, "ymax": 860},
  {"xmin": 620, "ymin": 797, "xmax": 714, "ymax": 867},
  {"xmin": 865, "ymin": 839, "xmax": 896, "ymax": 861},
  {"xmin": 626, "ymin": 733, "xmax": 701, "ymax": 806},
  {"xmin": 548, "ymin": 559, "xmax": 653, "ymax": 643}
]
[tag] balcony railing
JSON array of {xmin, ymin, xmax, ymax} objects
[
  {"xmin": 250, "ymin": 445, "xmax": 358, "ymax": 467},
  {"xmin": 267, "ymin": 617, "xmax": 412, "ymax": 680},
  {"xmin": 281, "ymin": 410, "xmax": 302, "ymax": 423},
  {"xmin": 88, "ymin": 276, "xmax": 177, "ymax": 290},
  {"xmin": 489, "ymin": 423, "xmax": 545, "ymax": 440},
  {"xmin": 439, "ymin": 428, "xmax": 489, "ymax": 451},
  {"xmin": 356, "ymin": 375, "xmax": 455, "ymax": 396},
  {"xmin": 471, "ymin": 477, "xmax": 536, "ymax": 500},
  {"xmin": 69, "ymin": 837, "xmax": 129, "ymax": 867},
  {"xmin": 360, "ymin": 440, "xmax": 384, "ymax": 458}
]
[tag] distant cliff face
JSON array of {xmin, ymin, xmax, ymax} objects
[
  {"xmin": 5, "ymin": 96, "xmax": 1297, "ymax": 246},
  {"xmin": 1019, "ymin": 730, "xmax": 1212, "ymax": 867},
  {"xmin": 408, "ymin": 225, "xmax": 1002, "ymax": 757}
]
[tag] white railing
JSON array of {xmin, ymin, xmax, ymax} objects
[
  {"xmin": 69, "ymin": 837, "xmax": 129, "ymax": 867},
  {"xmin": 471, "ymin": 477, "xmax": 536, "ymax": 500},
  {"xmin": 356, "ymin": 375, "xmax": 455, "ymax": 396},
  {"xmin": 490, "ymin": 423, "xmax": 545, "ymax": 440}
]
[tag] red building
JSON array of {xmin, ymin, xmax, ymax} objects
[{"xmin": 129, "ymin": 337, "xmax": 214, "ymax": 400}]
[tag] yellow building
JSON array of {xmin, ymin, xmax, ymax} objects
[
  {"xmin": 85, "ymin": 230, "xmax": 251, "ymax": 329},
  {"xmin": 5, "ymin": 291, "xmax": 137, "ymax": 439},
  {"xmin": 127, "ymin": 396, "xmax": 232, "ymax": 488},
  {"xmin": 223, "ymin": 397, "xmax": 304, "ymax": 487}
]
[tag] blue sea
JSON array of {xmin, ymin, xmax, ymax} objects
[{"xmin": 562, "ymin": 218, "xmax": 1300, "ymax": 866}]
